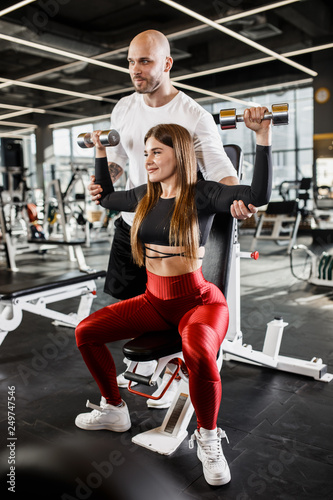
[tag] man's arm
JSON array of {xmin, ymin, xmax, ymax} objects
[
  {"xmin": 108, "ymin": 162, "xmax": 124, "ymax": 183},
  {"xmin": 88, "ymin": 162, "xmax": 124, "ymax": 205}
]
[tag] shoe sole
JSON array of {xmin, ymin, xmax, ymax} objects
[
  {"xmin": 146, "ymin": 401, "xmax": 172, "ymax": 409},
  {"xmin": 203, "ymin": 469, "xmax": 231, "ymax": 486},
  {"xmin": 75, "ymin": 420, "xmax": 131, "ymax": 432}
]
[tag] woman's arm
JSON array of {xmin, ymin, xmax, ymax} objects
[
  {"xmin": 199, "ymin": 145, "xmax": 272, "ymax": 212},
  {"xmin": 201, "ymin": 107, "xmax": 273, "ymax": 212},
  {"xmin": 92, "ymin": 131, "xmax": 145, "ymax": 211}
]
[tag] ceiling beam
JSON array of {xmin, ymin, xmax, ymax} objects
[{"xmin": 159, "ymin": 0, "xmax": 317, "ymax": 77}]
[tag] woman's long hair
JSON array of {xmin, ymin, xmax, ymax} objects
[{"xmin": 131, "ymin": 123, "xmax": 199, "ymax": 267}]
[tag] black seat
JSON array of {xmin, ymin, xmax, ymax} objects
[{"xmin": 123, "ymin": 144, "xmax": 243, "ymax": 362}]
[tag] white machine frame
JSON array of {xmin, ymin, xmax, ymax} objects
[
  {"xmin": 223, "ymin": 239, "xmax": 332, "ymax": 382},
  {"xmin": 251, "ymin": 210, "xmax": 302, "ymax": 254},
  {"xmin": 126, "ymin": 350, "xmax": 223, "ymax": 456},
  {"xmin": 0, "ymin": 272, "xmax": 104, "ymax": 346}
]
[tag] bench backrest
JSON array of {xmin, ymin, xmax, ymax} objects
[{"xmin": 202, "ymin": 144, "xmax": 243, "ymax": 297}]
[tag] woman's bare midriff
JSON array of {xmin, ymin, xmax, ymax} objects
[{"xmin": 144, "ymin": 244, "xmax": 205, "ymax": 276}]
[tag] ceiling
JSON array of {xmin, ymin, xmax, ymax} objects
[{"xmin": 0, "ymin": 0, "xmax": 332, "ymax": 137}]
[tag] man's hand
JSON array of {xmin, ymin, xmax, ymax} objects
[
  {"xmin": 88, "ymin": 175, "xmax": 103, "ymax": 205},
  {"xmin": 231, "ymin": 200, "xmax": 258, "ymax": 220}
]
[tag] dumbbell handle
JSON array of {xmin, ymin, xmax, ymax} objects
[
  {"xmin": 220, "ymin": 103, "xmax": 288, "ymax": 130},
  {"xmin": 235, "ymin": 110, "xmax": 274, "ymax": 124},
  {"xmin": 77, "ymin": 129, "xmax": 120, "ymax": 148}
]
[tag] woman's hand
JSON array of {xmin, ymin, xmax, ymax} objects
[
  {"xmin": 91, "ymin": 130, "xmax": 107, "ymax": 158},
  {"xmin": 243, "ymin": 106, "xmax": 272, "ymax": 146},
  {"xmin": 88, "ymin": 175, "xmax": 102, "ymax": 205}
]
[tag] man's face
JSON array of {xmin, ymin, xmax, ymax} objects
[{"xmin": 127, "ymin": 40, "xmax": 169, "ymax": 94}]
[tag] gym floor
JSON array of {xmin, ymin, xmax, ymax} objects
[{"xmin": 0, "ymin": 232, "xmax": 332, "ymax": 500}]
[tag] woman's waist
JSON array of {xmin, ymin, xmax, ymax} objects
[
  {"xmin": 146, "ymin": 267, "xmax": 207, "ymax": 299},
  {"xmin": 145, "ymin": 245, "xmax": 205, "ymax": 274}
]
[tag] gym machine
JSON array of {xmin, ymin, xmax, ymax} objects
[
  {"xmin": 0, "ymin": 270, "xmax": 106, "ymax": 346},
  {"xmin": 290, "ymin": 244, "xmax": 333, "ymax": 288},
  {"xmin": 0, "ymin": 167, "xmax": 43, "ymax": 271}
]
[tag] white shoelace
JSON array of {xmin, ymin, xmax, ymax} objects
[{"xmin": 189, "ymin": 428, "xmax": 229, "ymax": 464}]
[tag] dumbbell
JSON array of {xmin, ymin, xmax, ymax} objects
[
  {"xmin": 220, "ymin": 103, "xmax": 289, "ymax": 130},
  {"xmin": 77, "ymin": 129, "xmax": 120, "ymax": 148}
]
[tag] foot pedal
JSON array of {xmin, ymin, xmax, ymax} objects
[{"xmin": 132, "ymin": 380, "xmax": 194, "ymax": 455}]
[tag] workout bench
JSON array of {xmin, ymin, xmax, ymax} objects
[
  {"xmin": 28, "ymin": 237, "xmax": 92, "ymax": 273},
  {"xmin": 251, "ymin": 200, "xmax": 301, "ymax": 254},
  {"xmin": 0, "ymin": 270, "xmax": 106, "ymax": 345},
  {"xmin": 120, "ymin": 144, "xmax": 332, "ymax": 456}
]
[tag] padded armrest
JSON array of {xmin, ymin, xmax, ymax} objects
[
  {"xmin": 266, "ymin": 200, "xmax": 298, "ymax": 215},
  {"xmin": 123, "ymin": 329, "xmax": 182, "ymax": 362}
]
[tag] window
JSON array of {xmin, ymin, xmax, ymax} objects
[
  {"xmin": 50, "ymin": 119, "xmax": 111, "ymax": 193},
  {"xmin": 209, "ymin": 86, "xmax": 313, "ymax": 201}
]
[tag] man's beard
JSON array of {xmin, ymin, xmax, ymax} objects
[{"xmin": 132, "ymin": 77, "xmax": 161, "ymax": 94}]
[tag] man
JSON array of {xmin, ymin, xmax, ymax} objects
[{"xmin": 88, "ymin": 29, "xmax": 257, "ymax": 405}]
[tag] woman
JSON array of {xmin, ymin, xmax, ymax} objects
[{"xmin": 75, "ymin": 108, "xmax": 272, "ymax": 486}]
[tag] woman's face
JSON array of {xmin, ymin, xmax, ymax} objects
[{"xmin": 144, "ymin": 137, "xmax": 177, "ymax": 184}]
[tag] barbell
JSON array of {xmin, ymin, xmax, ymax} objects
[
  {"xmin": 220, "ymin": 103, "xmax": 289, "ymax": 130},
  {"xmin": 77, "ymin": 129, "xmax": 120, "ymax": 148}
]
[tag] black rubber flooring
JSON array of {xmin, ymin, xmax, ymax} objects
[{"xmin": 1, "ymin": 234, "xmax": 333, "ymax": 499}]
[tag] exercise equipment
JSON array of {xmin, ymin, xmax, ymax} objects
[
  {"xmin": 290, "ymin": 244, "xmax": 333, "ymax": 287},
  {"xmin": 27, "ymin": 203, "xmax": 45, "ymax": 239},
  {"xmin": 220, "ymin": 103, "xmax": 289, "ymax": 130},
  {"xmin": 0, "ymin": 185, "xmax": 41, "ymax": 271},
  {"xmin": 0, "ymin": 270, "xmax": 106, "ymax": 346},
  {"xmin": 27, "ymin": 178, "xmax": 93, "ymax": 273},
  {"xmin": 77, "ymin": 129, "xmax": 120, "ymax": 148},
  {"xmin": 251, "ymin": 200, "xmax": 301, "ymax": 254},
  {"xmin": 251, "ymin": 177, "xmax": 312, "ymax": 254},
  {"xmin": 117, "ymin": 144, "xmax": 332, "ymax": 457}
]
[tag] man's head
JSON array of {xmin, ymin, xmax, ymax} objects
[{"xmin": 127, "ymin": 30, "xmax": 173, "ymax": 95}]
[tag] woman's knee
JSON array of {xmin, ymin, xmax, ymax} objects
[
  {"xmin": 181, "ymin": 323, "xmax": 221, "ymax": 379},
  {"xmin": 75, "ymin": 318, "xmax": 90, "ymax": 348}
]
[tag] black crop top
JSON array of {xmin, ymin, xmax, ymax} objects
[{"xmin": 95, "ymin": 145, "xmax": 272, "ymax": 249}]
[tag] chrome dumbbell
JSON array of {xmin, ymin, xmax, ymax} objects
[
  {"xmin": 77, "ymin": 129, "xmax": 120, "ymax": 148},
  {"xmin": 220, "ymin": 103, "xmax": 289, "ymax": 130}
]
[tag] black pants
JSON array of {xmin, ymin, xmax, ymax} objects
[{"xmin": 104, "ymin": 217, "xmax": 147, "ymax": 299}]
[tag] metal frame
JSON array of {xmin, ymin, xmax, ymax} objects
[
  {"xmin": 251, "ymin": 211, "xmax": 302, "ymax": 254},
  {"xmin": 223, "ymin": 236, "xmax": 333, "ymax": 382},
  {"xmin": 129, "ymin": 350, "xmax": 224, "ymax": 456},
  {"xmin": 0, "ymin": 274, "xmax": 102, "ymax": 345}
]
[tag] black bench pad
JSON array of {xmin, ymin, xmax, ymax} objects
[
  {"xmin": 123, "ymin": 329, "xmax": 182, "ymax": 362},
  {"xmin": 0, "ymin": 270, "xmax": 106, "ymax": 300},
  {"xmin": 266, "ymin": 200, "xmax": 298, "ymax": 215},
  {"xmin": 28, "ymin": 239, "xmax": 86, "ymax": 245}
]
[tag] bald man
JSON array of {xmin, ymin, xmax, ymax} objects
[{"xmin": 89, "ymin": 29, "xmax": 257, "ymax": 299}]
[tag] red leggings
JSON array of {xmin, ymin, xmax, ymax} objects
[{"xmin": 75, "ymin": 268, "xmax": 229, "ymax": 430}]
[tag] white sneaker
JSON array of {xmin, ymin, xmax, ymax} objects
[
  {"xmin": 189, "ymin": 427, "xmax": 231, "ymax": 486},
  {"xmin": 75, "ymin": 399, "xmax": 131, "ymax": 432},
  {"xmin": 147, "ymin": 372, "xmax": 180, "ymax": 409},
  {"xmin": 117, "ymin": 359, "xmax": 157, "ymax": 388}
]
